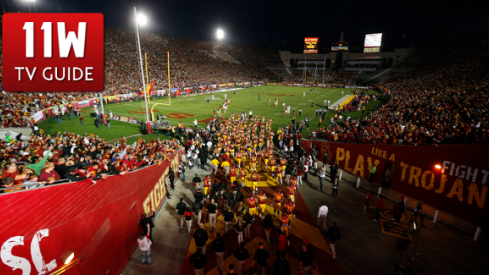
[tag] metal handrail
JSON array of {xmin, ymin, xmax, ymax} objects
[{"xmin": 0, "ymin": 150, "xmax": 182, "ymax": 195}]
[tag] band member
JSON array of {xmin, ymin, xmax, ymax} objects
[
  {"xmin": 250, "ymin": 171, "xmax": 260, "ymax": 194},
  {"xmin": 257, "ymin": 189, "xmax": 267, "ymax": 218},
  {"xmin": 280, "ymin": 157, "xmax": 287, "ymax": 178},
  {"xmin": 284, "ymin": 199, "xmax": 295, "ymax": 226},
  {"xmin": 203, "ymin": 175, "xmax": 211, "ymax": 200},
  {"xmin": 280, "ymin": 212, "xmax": 291, "ymax": 247},
  {"xmin": 263, "ymin": 150, "xmax": 270, "ymax": 171},
  {"xmin": 229, "ymin": 164, "xmax": 237, "ymax": 184},
  {"xmin": 287, "ymin": 180, "xmax": 296, "ymax": 203},
  {"xmin": 276, "ymin": 164, "xmax": 283, "ymax": 186},
  {"xmin": 270, "ymin": 156, "xmax": 276, "ymax": 176},
  {"xmin": 273, "ymin": 188, "xmax": 284, "ymax": 218},
  {"xmin": 239, "ymin": 166, "xmax": 247, "ymax": 188},
  {"xmin": 236, "ymin": 150, "xmax": 242, "ymax": 168},
  {"xmin": 247, "ymin": 195, "xmax": 258, "ymax": 218},
  {"xmin": 230, "ymin": 143, "xmax": 235, "ymax": 157},
  {"xmin": 251, "ymin": 154, "xmax": 258, "ymax": 172}
]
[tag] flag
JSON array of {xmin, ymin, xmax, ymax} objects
[{"xmin": 145, "ymin": 80, "xmax": 155, "ymax": 95}]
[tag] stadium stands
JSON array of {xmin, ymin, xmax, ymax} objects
[
  {"xmin": 309, "ymin": 39, "xmax": 489, "ymax": 144},
  {"xmin": 284, "ymin": 71, "xmax": 357, "ymax": 84},
  {"xmin": 0, "ymin": 131, "xmax": 181, "ymax": 193}
]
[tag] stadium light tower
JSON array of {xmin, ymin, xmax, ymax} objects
[
  {"xmin": 134, "ymin": 7, "xmax": 150, "ymax": 123},
  {"xmin": 216, "ymin": 29, "xmax": 224, "ymax": 40}
]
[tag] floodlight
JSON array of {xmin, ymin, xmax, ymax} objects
[
  {"xmin": 137, "ymin": 13, "xmax": 148, "ymax": 26},
  {"xmin": 216, "ymin": 29, "xmax": 224, "ymax": 40},
  {"xmin": 61, "ymin": 250, "xmax": 75, "ymax": 265}
]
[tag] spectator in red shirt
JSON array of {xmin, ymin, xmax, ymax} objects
[
  {"xmin": 38, "ymin": 162, "xmax": 61, "ymax": 184},
  {"xmin": 87, "ymin": 162, "xmax": 100, "ymax": 178},
  {"xmin": 2, "ymin": 162, "xmax": 28, "ymax": 185},
  {"xmin": 276, "ymin": 230, "xmax": 288, "ymax": 255},
  {"xmin": 374, "ymin": 195, "xmax": 385, "ymax": 223}
]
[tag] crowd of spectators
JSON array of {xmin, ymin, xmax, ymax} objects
[
  {"xmin": 0, "ymin": 132, "xmax": 181, "ymax": 193},
  {"xmin": 0, "ymin": 22, "xmax": 278, "ymax": 127},
  {"xmin": 283, "ymin": 71, "xmax": 357, "ymax": 85},
  {"xmin": 104, "ymin": 27, "xmax": 275, "ymax": 94},
  {"xmin": 309, "ymin": 39, "xmax": 489, "ymax": 145}
]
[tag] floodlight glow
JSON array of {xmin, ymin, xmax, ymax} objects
[
  {"xmin": 24, "ymin": 0, "xmax": 36, "ymax": 2},
  {"xmin": 137, "ymin": 14, "xmax": 148, "ymax": 26},
  {"xmin": 64, "ymin": 252, "xmax": 74, "ymax": 264},
  {"xmin": 435, "ymin": 164, "xmax": 442, "ymax": 169},
  {"xmin": 216, "ymin": 29, "xmax": 224, "ymax": 40}
]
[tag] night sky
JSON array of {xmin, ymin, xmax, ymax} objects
[{"xmin": 3, "ymin": 0, "xmax": 487, "ymax": 51}]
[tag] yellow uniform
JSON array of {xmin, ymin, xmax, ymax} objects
[
  {"xmin": 248, "ymin": 197, "xmax": 257, "ymax": 216},
  {"xmin": 280, "ymin": 215, "xmax": 290, "ymax": 236},
  {"xmin": 251, "ymin": 156, "xmax": 257, "ymax": 170},
  {"xmin": 229, "ymin": 167, "xmax": 237, "ymax": 183},
  {"xmin": 285, "ymin": 203, "xmax": 295, "ymax": 221},
  {"xmin": 257, "ymin": 193, "xmax": 267, "ymax": 214},
  {"xmin": 287, "ymin": 185, "xmax": 296, "ymax": 203},
  {"xmin": 203, "ymin": 178, "xmax": 211, "ymax": 195},
  {"xmin": 251, "ymin": 173, "xmax": 259, "ymax": 190},
  {"xmin": 270, "ymin": 159, "xmax": 276, "ymax": 172},
  {"xmin": 274, "ymin": 192, "xmax": 283, "ymax": 210}
]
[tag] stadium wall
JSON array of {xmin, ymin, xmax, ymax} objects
[
  {"xmin": 0, "ymin": 151, "xmax": 182, "ymax": 275},
  {"xmin": 280, "ymin": 47, "xmax": 416, "ymax": 68},
  {"xmin": 302, "ymin": 140, "xmax": 489, "ymax": 228}
]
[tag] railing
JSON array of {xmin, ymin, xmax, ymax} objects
[{"xmin": 0, "ymin": 152, "xmax": 179, "ymax": 195}]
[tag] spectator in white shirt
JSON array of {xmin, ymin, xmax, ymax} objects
[
  {"xmin": 192, "ymin": 152, "xmax": 199, "ymax": 167},
  {"xmin": 137, "ymin": 224, "xmax": 152, "ymax": 264},
  {"xmin": 318, "ymin": 202, "xmax": 329, "ymax": 231}
]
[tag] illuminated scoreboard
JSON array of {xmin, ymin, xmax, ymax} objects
[
  {"xmin": 363, "ymin": 33, "xmax": 383, "ymax": 53},
  {"xmin": 304, "ymin": 37, "xmax": 318, "ymax": 54}
]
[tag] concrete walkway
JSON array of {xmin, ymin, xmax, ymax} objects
[
  {"xmin": 123, "ymin": 156, "xmax": 489, "ymax": 275},
  {"xmin": 298, "ymin": 162, "xmax": 488, "ymax": 275},
  {"xmin": 122, "ymin": 161, "xmax": 212, "ymax": 275}
]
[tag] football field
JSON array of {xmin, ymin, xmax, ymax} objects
[
  {"xmin": 112, "ymin": 86, "xmax": 347, "ymax": 128},
  {"xmin": 38, "ymin": 86, "xmax": 383, "ymax": 143}
]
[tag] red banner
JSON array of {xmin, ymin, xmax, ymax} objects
[
  {"xmin": 0, "ymin": 151, "xmax": 182, "ymax": 275},
  {"xmin": 302, "ymin": 140, "xmax": 489, "ymax": 228}
]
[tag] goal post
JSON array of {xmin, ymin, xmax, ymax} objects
[{"xmin": 150, "ymin": 102, "xmax": 170, "ymax": 121}]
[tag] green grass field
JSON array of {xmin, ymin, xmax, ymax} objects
[{"xmin": 38, "ymin": 86, "xmax": 384, "ymax": 143}]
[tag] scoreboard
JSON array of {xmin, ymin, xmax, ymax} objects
[
  {"xmin": 363, "ymin": 33, "xmax": 382, "ymax": 53},
  {"xmin": 304, "ymin": 37, "xmax": 318, "ymax": 54}
]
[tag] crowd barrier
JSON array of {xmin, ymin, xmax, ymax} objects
[
  {"xmin": 302, "ymin": 139, "xmax": 489, "ymax": 229},
  {"xmin": 0, "ymin": 150, "xmax": 182, "ymax": 275}
]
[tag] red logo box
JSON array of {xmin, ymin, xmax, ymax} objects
[{"xmin": 2, "ymin": 13, "xmax": 104, "ymax": 92}]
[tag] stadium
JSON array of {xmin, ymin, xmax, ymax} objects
[{"xmin": 0, "ymin": 1, "xmax": 488, "ymax": 275}]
